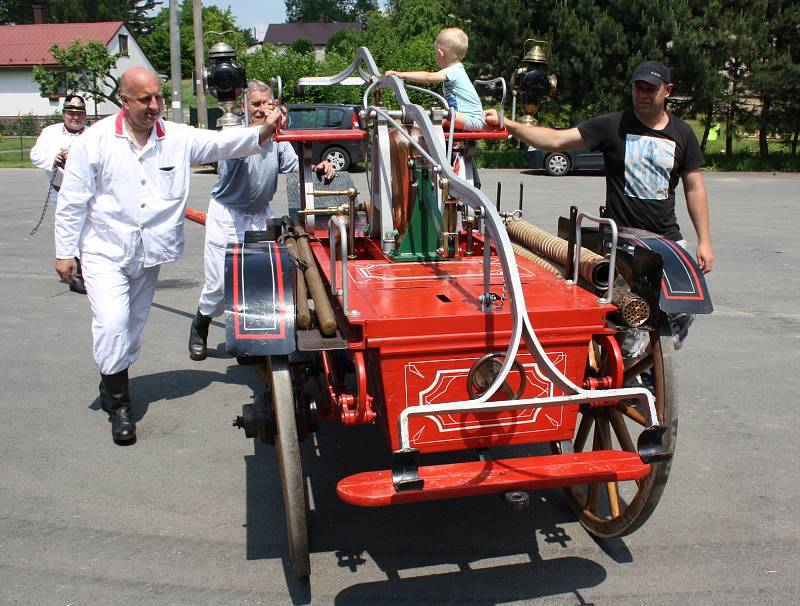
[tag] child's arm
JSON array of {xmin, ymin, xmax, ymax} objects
[{"xmin": 385, "ymin": 70, "xmax": 447, "ymax": 85}]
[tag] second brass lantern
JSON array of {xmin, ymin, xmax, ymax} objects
[{"xmin": 511, "ymin": 39, "xmax": 557, "ymax": 125}]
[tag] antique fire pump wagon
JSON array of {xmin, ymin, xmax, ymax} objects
[{"xmin": 216, "ymin": 48, "xmax": 712, "ymax": 578}]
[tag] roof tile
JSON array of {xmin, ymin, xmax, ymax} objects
[
  {"xmin": 0, "ymin": 22, "xmax": 123, "ymax": 67},
  {"xmin": 264, "ymin": 22, "xmax": 363, "ymax": 46}
]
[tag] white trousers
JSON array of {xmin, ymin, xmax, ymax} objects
[
  {"xmin": 198, "ymin": 198, "xmax": 271, "ymax": 318},
  {"xmin": 81, "ymin": 245, "xmax": 161, "ymax": 375}
]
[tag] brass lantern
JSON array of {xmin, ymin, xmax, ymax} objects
[
  {"xmin": 511, "ymin": 39, "xmax": 557, "ymax": 125},
  {"xmin": 204, "ymin": 42, "xmax": 247, "ymax": 128}
]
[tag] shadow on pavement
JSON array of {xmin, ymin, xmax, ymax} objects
[{"xmin": 241, "ymin": 417, "xmax": 626, "ymax": 604}]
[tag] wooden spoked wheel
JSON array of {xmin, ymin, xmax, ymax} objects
[
  {"xmin": 558, "ymin": 311, "xmax": 678, "ymax": 538},
  {"xmin": 268, "ymin": 355, "xmax": 310, "ymax": 577}
]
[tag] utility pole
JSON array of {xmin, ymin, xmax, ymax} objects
[
  {"xmin": 169, "ymin": 0, "xmax": 183, "ymax": 123},
  {"xmin": 193, "ymin": 0, "xmax": 208, "ymax": 129}
]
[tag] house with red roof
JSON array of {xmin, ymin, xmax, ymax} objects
[
  {"xmin": 263, "ymin": 22, "xmax": 363, "ymax": 60},
  {"xmin": 0, "ymin": 21, "xmax": 156, "ymax": 118}
]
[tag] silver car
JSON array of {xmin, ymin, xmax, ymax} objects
[{"xmin": 525, "ymin": 146, "xmax": 604, "ymax": 176}]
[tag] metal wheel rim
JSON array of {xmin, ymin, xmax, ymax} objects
[
  {"xmin": 269, "ymin": 355, "xmax": 310, "ymax": 577},
  {"xmin": 546, "ymin": 153, "xmax": 570, "ymax": 176},
  {"xmin": 325, "ymin": 148, "xmax": 348, "ymax": 171},
  {"xmin": 561, "ymin": 312, "xmax": 677, "ymax": 538}
]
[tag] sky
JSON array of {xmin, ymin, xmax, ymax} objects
[{"xmin": 202, "ymin": 0, "xmax": 286, "ymax": 41}]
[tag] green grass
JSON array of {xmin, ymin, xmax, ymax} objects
[
  {"xmin": 0, "ymin": 156, "xmax": 34, "ymax": 167},
  {"xmin": 476, "ymin": 148, "xmax": 527, "ymax": 169},
  {"xmin": 0, "ymin": 136, "xmax": 36, "ymax": 152},
  {"xmin": 704, "ymin": 152, "xmax": 800, "ymax": 172},
  {"xmin": 686, "ymin": 119, "xmax": 799, "ymax": 171},
  {"xmin": 181, "ymin": 79, "xmax": 218, "ymax": 109}
]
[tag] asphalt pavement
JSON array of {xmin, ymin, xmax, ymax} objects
[{"xmin": 1, "ymin": 166, "xmax": 799, "ymax": 605}]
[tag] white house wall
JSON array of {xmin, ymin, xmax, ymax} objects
[
  {"xmin": 0, "ymin": 69, "xmax": 63, "ymax": 116},
  {"xmin": 0, "ymin": 25, "xmax": 157, "ymax": 119}
]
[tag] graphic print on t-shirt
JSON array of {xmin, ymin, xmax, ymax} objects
[
  {"xmin": 624, "ymin": 134, "xmax": 675, "ymax": 200},
  {"xmin": 443, "ymin": 80, "xmax": 458, "ymax": 111}
]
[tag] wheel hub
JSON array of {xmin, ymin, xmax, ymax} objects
[{"xmin": 232, "ymin": 392, "xmax": 275, "ymax": 444}]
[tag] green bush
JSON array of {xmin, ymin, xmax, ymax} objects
[
  {"xmin": 475, "ymin": 148, "xmax": 526, "ymax": 168},
  {"xmin": 704, "ymin": 152, "xmax": 800, "ymax": 172}
]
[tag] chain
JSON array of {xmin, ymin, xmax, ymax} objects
[
  {"xmin": 493, "ymin": 282, "xmax": 507, "ymax": 311},
  {"xmin": 29, "ymin": 160, "xmax": 59, "ymax": 236}
]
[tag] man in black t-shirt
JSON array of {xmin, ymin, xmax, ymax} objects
[{"xmin": 484, "ymin": 60, "xmax": 713, "ymax": 274}]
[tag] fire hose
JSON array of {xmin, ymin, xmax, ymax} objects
[
  {"xmin": 508, "ymin": 220, "xmax": 649, "ymax": 327},
  {"xmin": 506, "ymin": 218, "xmax": 609, "ymax": 288}
]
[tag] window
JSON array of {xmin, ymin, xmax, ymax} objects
[
  {"xmin": 118, "ymin": 34, "xmax": 129, "ymax": 56},
  {"xmin": 324, "ymin": 109, "xmax": 344, "ymax": 128},
  {"xmin": 288, "ymin": 109, "xmax": 316, "ymax": 129}
]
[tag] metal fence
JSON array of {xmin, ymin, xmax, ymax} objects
[{"xmin": 0, "ymin": 114, "xmax": 63, "ymax": 162}]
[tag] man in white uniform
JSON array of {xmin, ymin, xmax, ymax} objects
[
  {"xmin": 30, "ymin": 94, "xmax": 89, "ymax": 293},
  {"xmin": 188, "ymin": 80, "xmax": 335, "ymax": 361},
  {"xmin": 55, "ymin": 67, "xmax": 287, "ymax": 445}
]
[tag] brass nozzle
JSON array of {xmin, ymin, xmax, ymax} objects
[{"xmin": 312, "ymin": 187, "xmax": 358, "ymax": 200}]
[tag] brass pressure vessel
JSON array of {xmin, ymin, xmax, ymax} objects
[{"xmin": 506, "ymin": 219, "xmax": 610, "ymax": 288}]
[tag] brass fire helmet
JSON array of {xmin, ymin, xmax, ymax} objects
[{"xmin": 512, "ymin": 39, "xmax": 558, "ymax": 125}]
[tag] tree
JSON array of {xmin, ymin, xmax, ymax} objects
[
  {"xmin": 0, "ymin": 0, "xmax": 34, "ymax": 23},
  {"xmin": 138, "ymin": 0, "xmax": 252, "ymax": 77},
  {"xmin": 32, "ymin": 39, "xmax": 122, "ymax": 111},
  {"xmin": 750, "ymin": 0, "xmax": 800, "ymax": 158},
  {"xmin": 290, "ymin": 37, "xmax": 316, "ymax": 55},
  {"xmin": 1, "ymin": 0, "xmax": 159, "ymax": 37},
  {"xmin": 285, "ymin": 0, "xmax": 379, "ymax": 23},
  {"xmin": 325, "ymin": 28, "xmax": 362, "ymax": 57}
]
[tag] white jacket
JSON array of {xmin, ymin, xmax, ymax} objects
[
  {"xmin": 30, "ymin": 122, "xmax": 87, "ymax": 193},
  {"xmin": 55, "ymin": 111, "xmax": 264, "ymax": 267}
]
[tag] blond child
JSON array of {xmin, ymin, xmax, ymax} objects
[{"xmin": 386, "ymin": 27, "xmax": 485, "ymax": 131}]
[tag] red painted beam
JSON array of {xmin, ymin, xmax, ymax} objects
[
  {"xmin": 445, "ymin": 128, "xmax": 509, "ymax": 140},
  {"xmin": 275, "ymin": 129, "xmax": 367, "ymax": 142},
  {"xmin": 185, "ymin": 207, "xmax": 206, "ymax": 225},
  {"xmin": 337, "ymin": 450, "xmax": 649, "ymax": 506}
]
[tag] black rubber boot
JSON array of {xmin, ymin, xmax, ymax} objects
[
  {"xmin": 98, "ymin": 380, "xmax": 111, "ymax": 414},
  {"xmin": 69, "ymin": 257, "xmax": 87, "ymax": 295},
  {"xmin": 188, "ymin": 309, "xmax": 212, "ymax": 361},
  {"xmin": 100, "ymin": 368, "xmax": 136, "ymax": 445}
]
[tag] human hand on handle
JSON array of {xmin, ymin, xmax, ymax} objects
[
  {"xmin": 313, "ymin": 160, "xmax": 335, "ymax": 180},
  {"xmin": 258, "ymin": 105, "xmax": 287, "ymax": 143},
  {"xmin": 483, "ymin": 109, "xmax": 503, "ymax": 127},
  {"xmin": 55, "ymin": 147, "xmax": 70, "ymax": 167}
]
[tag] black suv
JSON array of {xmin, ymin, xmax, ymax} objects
[{"xmin": 284, "ymin": 104, "xmax": 364, "ymax": 171}]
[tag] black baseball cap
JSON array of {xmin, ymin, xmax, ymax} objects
[
  {"xmin": 63, "ymin": 94, "xmax": 86, "ymax": 112},
  {"xmin": 630, "ymin": 61, "xmax": 671, "ymax": 85}
]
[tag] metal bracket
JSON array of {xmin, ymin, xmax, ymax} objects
[{"xmin": 391, "ymin": 448, "xmax": 424, "ymax": 492}]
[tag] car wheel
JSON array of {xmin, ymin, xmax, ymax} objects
[
  {"xmin": 324, "ymin": 146, "xmax": 351, "ymax": 172},
  {"xmin": 545, "ymin": 152, "xmax": 571, "ymax": 176}
]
